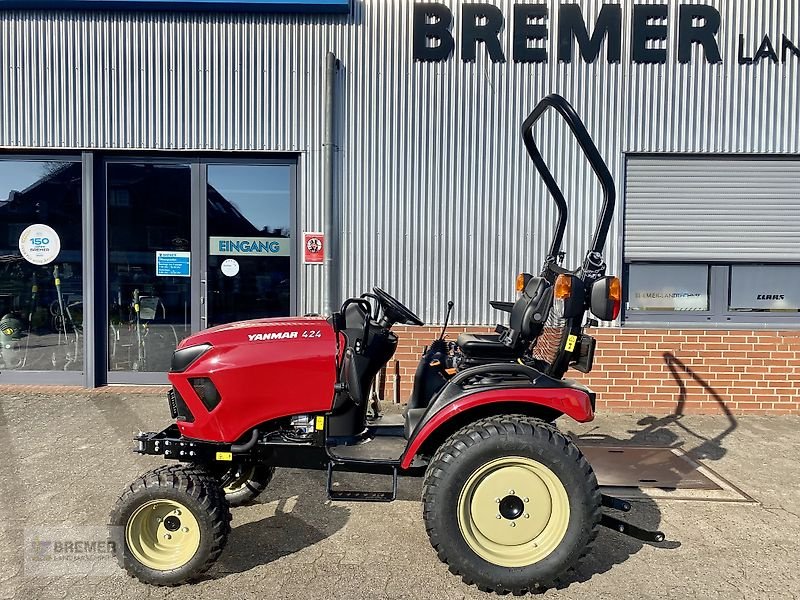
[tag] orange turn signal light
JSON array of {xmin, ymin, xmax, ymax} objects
[
  {"xmin": 515, "ymin": 273, "xmax": 526, "ymax": 293},
  {"xmin": 554, "ymin": 274, "xmax": 572, "ymax": 300},
  {"xmin": 607, "ymin": 276, "xmax": 621, "ymax": 302},
  {"xmin": 608, "ymin": 276, "xmax": 621, "ymax": 319}
]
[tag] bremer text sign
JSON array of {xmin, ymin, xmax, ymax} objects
[{"xmin": 413, "ymin": 2, "xmax": 800, "ymax": 66}]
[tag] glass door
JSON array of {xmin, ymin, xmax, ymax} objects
[
  {"xmin": 203, "ymin": 164, "xmax": 294, "ymax": 327},
  {"xmin": 104, "ymin": 159, "xmax": 295, "ymax": 383},
  {"xmin": 106, "ymin": 161, "xmax": 193, "ymax": 380}
]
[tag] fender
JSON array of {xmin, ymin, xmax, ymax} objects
[{"xmin": 400, "ymin": 385, "xmax": 594, "ymax": 470}]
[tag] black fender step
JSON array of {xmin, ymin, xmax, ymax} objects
[{"xmin": 326, "ymin": 463, "xmax": 397, "ymax": 502}]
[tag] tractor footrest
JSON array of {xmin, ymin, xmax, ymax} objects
[{"xmin": 326, "ymin": 463, "xmax": 397, "ymax": 502}]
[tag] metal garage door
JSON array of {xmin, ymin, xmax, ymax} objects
[{"xmin": 624, "ymin": 157, "xmax": 800, "ymax": 262}]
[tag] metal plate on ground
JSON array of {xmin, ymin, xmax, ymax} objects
[{"xmin": 578, "ymin": 445, "xmax": 755, "ymax": 503}]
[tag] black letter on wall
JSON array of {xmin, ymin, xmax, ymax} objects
[
  {"xmin": 462, "ymin": 3, "xmax": 505, "ymax": 62},
  {"xmin": 737, "ymin": 34, "xmax": 753, "ymax": 64},
  {"xmin": 677, "ymin": 4, "xmax": 722, "ymax": 64},
  {"xmin": 413, "ymin": 3, "xmax": 455, "ymax": 62},
  {"xmin": 782, "ymin": 34, "xmax": 800, "ymax": 63},
  {"xmin": 513, "ymin": 4, "xmax": 548, "ymax": 63},
  {"xmin": 632, "ymin": 4, "xmax": 668, "ymax": 63},
  {"xmin": 752, "ymin": 34, "xmax": 778, "ymax": 64},
  {"xmin": 558, "ymin": 4, "xmax": 622, "ymax": 63}
]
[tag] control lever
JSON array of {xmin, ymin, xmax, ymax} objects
[{"xmin": 438, "ymin": 301, "xmax": 454, "ymax": 340}]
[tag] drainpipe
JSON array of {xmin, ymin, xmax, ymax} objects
[{"xmin": 324, "ymin": 52, "xmax": 340, "ymax": 315}]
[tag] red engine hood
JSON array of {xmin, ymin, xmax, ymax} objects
[
  {"xmin": 170, "ymin": 316, "xmax": 339, "ymax": 442},
  {"xmin": 177, "ymin": 315, "xmax": 331, "ymax": 350}
]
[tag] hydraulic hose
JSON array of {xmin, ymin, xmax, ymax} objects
[{"xmin": 231, "ymin": 428, "xmax": 259, "ymax": 453}]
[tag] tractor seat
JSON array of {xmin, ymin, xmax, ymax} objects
[{"xmin": 457, "ymin": 333, "xmax": 518, "ymax": 359}]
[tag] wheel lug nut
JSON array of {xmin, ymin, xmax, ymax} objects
[
  {"xmin": 174, "ymin": 510, "xmax": 181, "ymax": 516},
  {"xmin": 510, "ymin": 522, "xmax": 516, "ymax": 528},
  {"xmin": 495, "ymin": 498, "xmax": 500, "ymax": 503},
  {"xmin": 155, "ymin": 517, "xmax": 162, "ymax": 523},
  {"xmin": 496, "ymin": 514, "xmax": 502, "ymax": 519},
  {"xmin": 164, "ymin": 533, "xmax": 172, "ymax": 540},
  {"xmin": 523, "ymin": 497, "xmax": 529, "ymax": 502},
  {"xmin": 181, "ymin": 527, "xmax": 189, "ymax": 533},
  {"xmin": 524, "ymin": 513, "xmax": 530, "ymax": 519},
  {"xmin": 509, "ymin": 490, "xmax": 515, "ymax": 495}
]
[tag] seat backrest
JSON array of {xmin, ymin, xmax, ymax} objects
[{"xmin": 502, "ymin": 277, "xmax": 552, "ymax": 349}]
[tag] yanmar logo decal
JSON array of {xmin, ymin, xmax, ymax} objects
[{"xmin": 248, "ymin": 331, "xmax": 299, "ymax": 342}]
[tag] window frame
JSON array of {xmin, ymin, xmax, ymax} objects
[{"xmin": 623, "ymin": 262, "xmax": 800, "ymax": 329}]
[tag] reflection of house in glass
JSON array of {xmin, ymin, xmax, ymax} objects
[
  {"xmin": 0, "ymin": 161, "xmax": 84, "ymax": 371},
  {"xmin": 207, "ymin": 184, "xmax": 289, "ymax": 238},
  {"xmin": 0, "ymin": 161, "xmax": 83, "ymax": 312}
]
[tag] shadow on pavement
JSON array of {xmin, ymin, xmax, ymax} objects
[
  {"xmin": 212, "ymin": 472, "xmax": 351, "ymax": 578},
  {"xmin": 551, "ymin": 351, "xmax": 739, "ymax": 590},
  {"xmin": 571, "ymin": 352, "xmax": 738, "ymax": 462}
]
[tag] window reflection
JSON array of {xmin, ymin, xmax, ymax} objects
[{"xmin": 0, "ymin": 160, "xmax": 83, "ymax": 371}]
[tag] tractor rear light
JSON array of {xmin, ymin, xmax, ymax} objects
[
  {"xmin": 554, "ymin": 274, "xmax": 572, "ymax": 300},
  {"xmin": 590, "ymin": 275, "xmax": 621, "ymax": 321},
  {"xmin": 167, "ymin": 387, "xmax": 195, "ymax": 422},
  {"xmin": 608, "ymin": 276, "xmax": 621, "ymax": 319},
  {"xmin": 515, "ymin": 273, "xmax": 532, "ymax": 298},
  {"xmin": 189, "ymin": 377, "xmax": 222, "ymax": 412}
]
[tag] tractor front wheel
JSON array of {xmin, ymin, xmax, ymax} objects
[
  {"xmin": 218, "ymin": 463, "xmax": 275, "ymax": 507},
  {"xmin": 109, "ymin": 464, "xmax": 231, "ymax": 585},
  {"xmin": 422, "ymin": 415, "xmax": 601, "ymax": 594}
]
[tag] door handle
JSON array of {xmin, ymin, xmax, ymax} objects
[{"xmin": 200, "ymin": 277, "xmax": 208, "ymax": 325}]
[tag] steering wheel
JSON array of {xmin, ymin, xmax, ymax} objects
[{"xmin": 372, "ymin": 287, "xmax": 424, "ymax": 327}]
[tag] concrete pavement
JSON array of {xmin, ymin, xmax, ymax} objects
[{"xmin": 0, "ymin": 390, "xmax": 798, "ymax": 599}]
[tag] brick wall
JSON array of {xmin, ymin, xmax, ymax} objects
[{"xmin": 382, "ymin": 326, "xmax": 800, "ymax": 416}]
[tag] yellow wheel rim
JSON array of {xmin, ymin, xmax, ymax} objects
[
  {"xmin": 222, "ymin": 465, "xmax": 256, "ymax": 494},
  {"xmin": 457, "ymin": 456, "xmax": 570, "ymax": 568},
  {"xmin": 125, "ymin": 499, "xmax": 201, "ymax": 571}
]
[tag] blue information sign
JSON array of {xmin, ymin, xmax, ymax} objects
[
  {"xmin": 156, "ymin": 251, "xmax": 191, "ymax": 277},
  {"xmin": 0, "ymin": 0, "xmax": 350, "ymax": 13}
]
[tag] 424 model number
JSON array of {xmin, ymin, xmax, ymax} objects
[{"xmin": 302, "ymin": 330, "xmax": 322, "ymax": 338}]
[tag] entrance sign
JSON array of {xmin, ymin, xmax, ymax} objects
[
  {"xmin": 156, "ymin": 251, "xmax": 191, "ymax": 277},
  {"xmin": 19, "ymin": 224, "xmax": 61, "ymax": 266},
  {"xmin": 0, "ymin": 0, "xmax": 350, "ymax": 13},
  {"xmin": 303, "ymin": 232, "xmax": 324, "ymax": 264},
  {"xmin": 210, "ymin": 236, "xmax": 289, "ymax": 257}
]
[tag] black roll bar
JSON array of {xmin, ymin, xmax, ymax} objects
[{"xmin": 521, "ymin": 94, "xmax": 616, "ymax": 269}]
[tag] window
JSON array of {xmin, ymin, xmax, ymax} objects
[
  {"xmin": 729, "ymin": 265, "xmax": 800, "ymax": 312},
  {"xmin": 0, "ymin": 159, "xmax": 83, "ymax": 372},
  {"xmin": 624, "ymin": 263, "xmax": 800, "ymax": 326},
  {"xmin": 627, "ymin": 264, "xmax": 709, "ymax": 312}
]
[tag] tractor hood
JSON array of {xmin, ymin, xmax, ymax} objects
[
  {"xmin": 177, "ymin": 316, "xmax": 331, "ymax": 349},
  {"xmin": 168, "ymin": 315, "xmax": 339, "ymax": 443}
]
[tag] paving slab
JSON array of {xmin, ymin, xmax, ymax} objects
[{"xmin": 0, "ymin": 391, "xmax": 798, "ymax": 599}]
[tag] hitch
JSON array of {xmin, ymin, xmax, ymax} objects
[{"xmin": 599, "ymin": 494, "xmax": 665, "ymax": 543}]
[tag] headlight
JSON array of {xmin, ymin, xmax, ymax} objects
[{"xmin": 170, "ymin": 344, "xmax": 212, "ymax": 373}]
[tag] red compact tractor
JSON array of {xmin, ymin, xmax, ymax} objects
[{"xmin": 110, "ymin": 94, "xmax": 663, "ymax": 594}]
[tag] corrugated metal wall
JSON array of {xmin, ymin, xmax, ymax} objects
[{"xmin": 1, "ymin": 1, "xmax": 798, "ymax": 324}]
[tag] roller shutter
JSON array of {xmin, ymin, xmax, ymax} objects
[{"xmin": 624, "ymin": 157, "xmax": 800, "ymax": 262}]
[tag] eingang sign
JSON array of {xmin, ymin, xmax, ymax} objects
[{"xmin": 0, "ymin": 0, "xmax": 350, "ymax": 13}]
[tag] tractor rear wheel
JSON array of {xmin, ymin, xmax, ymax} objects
[
  {"xmin": 422, "ymin": 415, "xmax": 600, "ymax": 594},
  {"xmin": 218, "ymin": 463, "xmax": 275, "ymax": 507},
  {"xmin": 109, "ymin": 464, "xmax": 231, "ymax": 585}
]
